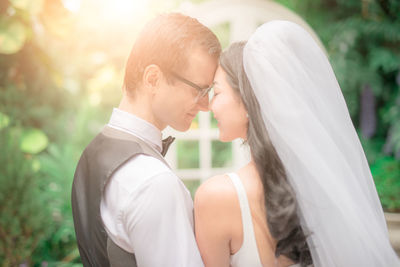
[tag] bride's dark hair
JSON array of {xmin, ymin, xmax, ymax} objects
[{"xmin": 220, "ymin": 41, "xmax": 312, "ymax": 266}]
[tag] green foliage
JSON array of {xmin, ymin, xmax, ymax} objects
[
  {"xmin": 211, "ymin": 22, "xmax": 230, "ymax": 50},
  {"xmin": 9, "ymin": 0, "xmax": 44, "ymax": 14},
  {"xmin": 177, "ymin": 140, "xmax": 200, "ymax": 168},
  {"xmin": 177, "ymin": 139, "xmax": 233, "ymax": 169},
  {"xmin": 371, "ymin": 157, "xmax": 400, "ymax": 212},
  {"xmin": 20, "ymin": 128, "xmax": 49, "ymax": 154},
  {"xmin": 0, "ymin": 112, "xmax": 10, "ymax": 129},
  {"xmin": 0, "ymin": 19, "xmax": 26, "ymax": 54},
  {"xmin": 211, "ymin": 140, "xmax": 232, "ymax": 168},
  {"xmin": 33, "ymin": 143, "xmax": 80, "ymax": 264},
  {"xmin": 183, "ymin": 179, "xmax": 201, "ymax": 198},
  {"xmin": 0, "ymin": 128, "xmax": 52, "ymax": 266},
  {"xmin": 0, "ymin": 0, "xmax": 87, "ymax": 264}
]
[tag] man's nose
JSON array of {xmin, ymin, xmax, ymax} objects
[{"xmin": 197, "ymin": 94, "xmax": 210, "ymax": 111}]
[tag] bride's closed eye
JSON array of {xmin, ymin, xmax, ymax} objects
[
  {"xmin": 213, "ymin": 86, "xmax": 221, "ymax": 95},
  {"xmin": 209, "ymin": 87, "xmax": 220, "ymax": 102}
]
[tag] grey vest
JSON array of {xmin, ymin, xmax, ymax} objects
[{"xmin": 71, "ymin": 126, "xmax": 169, "ymax": 266}]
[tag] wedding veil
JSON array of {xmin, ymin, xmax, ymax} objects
[{"xmin": 243, "ymin": 21, "xmax": 400, "ymax": 266}]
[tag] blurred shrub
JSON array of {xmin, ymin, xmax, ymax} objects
[
  {"xmin": 0, "ymin": 128, "xmax": 51, "ymax": 266},
  {"xmin": 371, "ymin": 157, "xmax": 400, "ymax": 212}
]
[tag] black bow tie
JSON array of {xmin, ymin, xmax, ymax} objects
[{"xmin": 161, "ymin": 136, "xmax": 175, "ymax": 156}]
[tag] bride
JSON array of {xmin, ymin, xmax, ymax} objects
[{"xmin": 194, "ymin": 20, "xmax": 400, "ymax": 267}]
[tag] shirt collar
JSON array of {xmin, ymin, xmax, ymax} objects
[{"xmin": 107, "ymin": 108, "xmax": 162, "ymax": 153}]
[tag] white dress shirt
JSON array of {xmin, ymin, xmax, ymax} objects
[{"xmin": 100, "ymin": 108, "xmax": 204, "ymax": 267}]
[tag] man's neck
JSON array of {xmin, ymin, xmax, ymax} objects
[{"xmin": 118, "ymin": 94, "xmax": 165, "ymax": 131}]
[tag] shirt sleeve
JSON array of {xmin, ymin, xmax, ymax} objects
[{"xmin": 122, "ymin": 171, "xmax": 204, "ymax": 267}]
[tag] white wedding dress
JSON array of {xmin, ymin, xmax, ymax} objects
[
  {"xmin": 228, "ymin": 172, "xmax": 301, "ymax": 267},
  {"xmin": 243, "ymin": 20, "xmax": 400, "ymax": 266}
]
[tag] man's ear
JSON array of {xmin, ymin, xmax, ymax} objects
[{"xmin": 142, "ymin": 64, "xmax": 162, "ymax": 92}]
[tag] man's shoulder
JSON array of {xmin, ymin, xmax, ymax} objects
[
  {"xmin": 128, "ymin": 154, "xmax": 171, "ymax": 175},
  {"xmin": 84, "ymin": 128, "xmax": 142, "ymax": 156},
  {"xmin": 111, "ymin": 154, "xmax": 174, "ymax": 193}
]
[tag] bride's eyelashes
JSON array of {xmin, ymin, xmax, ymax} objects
[
  {"xmin": 210, "ymin": 88, "xmax": 219, "ymax": 102},
  {"xmin": 213, "ymin": 88, "xmax": 220, "ymax": 97}
]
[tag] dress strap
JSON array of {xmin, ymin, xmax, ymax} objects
[{"xmin": 227, "ymin": 172, "xmax": 263, "ymax": 267}]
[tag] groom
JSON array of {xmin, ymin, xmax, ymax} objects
[{"xmin": 71, "ymin": 13, "xmax": 221, "ymax": 266}]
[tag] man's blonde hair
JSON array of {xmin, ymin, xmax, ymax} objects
[{"xmin": 123, "ymin": 13, "xmax": 221, "ymax": 95}]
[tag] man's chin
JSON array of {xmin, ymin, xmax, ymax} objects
[{"xmin": 171, "ymin": 121, "xmax": 192, "ymax": 132}]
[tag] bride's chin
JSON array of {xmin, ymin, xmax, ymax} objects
[{"xmin": 218, "ymin": 132, "xmax": 235, "ymax": 143}]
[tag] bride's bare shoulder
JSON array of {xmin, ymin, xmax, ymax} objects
[{"xmin": 194, "ymin": 174, "xmax": 237, "ymax": 209}]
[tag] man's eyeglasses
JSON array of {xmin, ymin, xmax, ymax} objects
[{"xmin": 168, "ymin": 71, "xmax": 214, "ymax": 102}]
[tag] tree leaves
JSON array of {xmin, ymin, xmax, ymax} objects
[
  {"xmin": 9, "ymin": 0, "xmax": 44, "ymax": 15},
  {"xmin": 20, "ymin": 128, "xmax": 49, "ymax": 154},
  {"xmin": 369, "ymin": 48, "xmax": 400, "ymax": 73},
  {"xmin": 0, "ymin": 19, "xmax": 26, "ymax": 54},
  {"xmin": 0, "ymin": 0, "xmax": 45, "ymax": 55},
  {"xmin": 0, "ymin": 112, "xmax": 10, "ymax": 129}
]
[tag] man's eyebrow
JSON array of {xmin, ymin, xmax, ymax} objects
[{"xmin": 200, "ymin": 82, "xmax": 214, "ymax": 89}]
